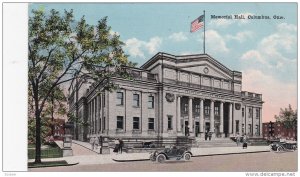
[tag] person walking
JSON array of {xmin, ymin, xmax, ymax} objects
[
  {"xmin": 242, "ymin": 134, "xmax": 248, "ymax": 149},
  {"xmin": 118, "ymin": 139, "xmax": 124, "ymax": 154},
  {"xmin": 113, "ymin": 138, "xmax": 120, "ymax": 154},
  {"xmin": 90, "ymin": 137, "xmax": 95, "ymax": 150},
  {"xmin": 208, "ymin": 132, "xmax": 212, "ymax": 141},
  {"xmin": 94, "ymin": 136, "xmax": 99, "ymax": 149},
  {"xmin": 205, "ymin": 131, "xmax": 208, "ymax": 141}
]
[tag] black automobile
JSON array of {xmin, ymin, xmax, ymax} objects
[
  {"xmin": 150, "ymin": 146, "xmax": 192, "ymax": 163},
  {"xmin": 269, "ymin": 141, "xmax": 297, "ymax": 152}
]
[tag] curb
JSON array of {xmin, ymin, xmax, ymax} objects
[
  {"xmin": 192, "ymin": 150, "xmax": 270, "ymax": 157},
  {"xmin": 112, "ymin": 150, "xmax": 270, "ymax": 162},
  {"xmin": 28, "ymin": 162, "xmax": 79, "ymax": 168},
  {"xmin": 113, "ymin": 158, "xmax": 149, "ymax": 162}
]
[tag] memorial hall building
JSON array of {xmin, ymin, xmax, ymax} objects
[{"xmin": 68, "ymin": 52, "xmax": 264, "ymax": 143}]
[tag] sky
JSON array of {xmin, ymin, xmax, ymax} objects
[{"xmin": 29, "ymin": 2, "xmax": 297, "ymax": 122}]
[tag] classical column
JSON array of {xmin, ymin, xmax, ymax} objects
[
  {"xmin": 199, "ymin": 99, "xmax": 204, "ymax": 133},
  {"xmin": 233, "ymin": 103, "xmax": 236, "ymax": 135},
  {"xmin": 229, "ymin": 103, "xmax": 233, "ymax": 135},
  {"xmin": 259, "ymin": 107, "xmax": 263, "ymax": 137},
  {"xmin": 188, "ymin": 97, "xmax": 193, "ymax": 132},
  {"xmin": 210, "ymin": 100, "xmax": 215, "ymax": 133},
  {"xmin": 220, "ymin": 101, "xmax": 224, "ymax": 136},
  {"xmin": 177, "ymin": 96, "xmax": 181, "ymax": 132}
]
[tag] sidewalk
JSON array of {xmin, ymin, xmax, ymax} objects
[{"xmin": 28, "ymin": 140, "xmax": 270, "ymax": 166}]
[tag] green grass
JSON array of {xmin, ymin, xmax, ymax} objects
[
  {"xmin": 28, "ymin": 160, "xmax": 68, "ymax": 168},
  {"xmin": 28, "ymin": 144, "xmax": 63, "ymax": 159}
]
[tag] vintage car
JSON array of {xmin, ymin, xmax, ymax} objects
[
  {"xmin": 150, "ymin": 146, "xmax": 192, "ymax": 163},
  {"xmin": 269, "ymin": 141, "xmax": 297, "ymax": 152}
]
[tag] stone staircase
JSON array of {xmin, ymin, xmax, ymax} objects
[
  {"xmin": 194, "ymin": 138, "xmax": 237, "ymax": 148},
  {"xmin": 247, "ymin": 137, "xmax": 269, "ymax": 146}
]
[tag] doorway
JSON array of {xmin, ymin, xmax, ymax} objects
[{"xmin": 195, "ymin": 122, "xmax": 200, "ymax": 137}]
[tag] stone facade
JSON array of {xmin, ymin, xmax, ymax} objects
[{"xmin": 68, "ymin": 53, "xmax": 264, "ymax": 142}]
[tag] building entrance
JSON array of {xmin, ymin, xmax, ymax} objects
[{"xmin": 195, "ymin": 122, "xmax": 200, "ymax": 137}]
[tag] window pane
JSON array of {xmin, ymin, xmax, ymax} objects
[
  {"xmin": 148, "ymin": 118, "xmax": 154, "ymax": 130},
  {"xmin": 168, "ymin": 116, "xmax": 172, "ymax": 129},
  {"xmin": 117, "ymin": 116, "xmax": 123, "ymax": 129},
  {"xmin": 133, "ymin": 117, "xmax": 139, "ymax": 129},
  {"xmin": 148, "ymin": 96, "xmax": 154, "ymax": 108},
  {"xmin": 133, "ymin": 94, "xmax": 139, "ymax": 107},
  {"xmin": 116, "ymin": 92, "xmax": 123, "ymax": 105}
]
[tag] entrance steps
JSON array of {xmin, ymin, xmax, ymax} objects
[{"xmin": 194, "ymin": 138, "xmax": 237, "ymax": 148}]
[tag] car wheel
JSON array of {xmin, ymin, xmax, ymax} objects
[
  {"xmin": 150, "ymin": 154, "xmax": 156, "ymax": 162},
  {"xmin": 156, "ymin": 154, "xmax": 166, "ymax": 163},
  {"xmin": 184, "ymin": 153, "xmax": 191, "ymax": 161},
  {"xmin": 277, "ymin": 146, "xmax": 283, "ymax": 152}
]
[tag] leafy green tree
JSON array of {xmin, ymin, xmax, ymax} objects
[
  {"xmin": 274, "ymin": 104, "xmax": 297, "ymax": 140},
  {"xmin": 29, "ymin": 9, "xmax": 133, "ymax": 163}
]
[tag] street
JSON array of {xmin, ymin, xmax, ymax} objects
[{"xmin": 30, "ymin": 150, "xmax": 297, "ymax": 172}]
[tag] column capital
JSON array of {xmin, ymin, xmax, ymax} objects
[
  {"xmin": 210, "ymin": 99, "xmax": 215, "ymax": 102},
  {"xmin": 188, "ymin": 96, "xmax": 194, "ymax": 99}
]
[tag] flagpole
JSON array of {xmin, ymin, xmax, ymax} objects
[{"xmin": 203, "ymin": 10, "xmax": 206, "ymax": 54}]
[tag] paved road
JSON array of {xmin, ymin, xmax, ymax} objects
[{"xmin": 30, "ymin": 150, "xmax": 297, "ymax": 172}]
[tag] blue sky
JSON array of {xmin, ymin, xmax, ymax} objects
[{"xmin": 29, "ymin": 3, "xmax": 297, "ymax": 121}]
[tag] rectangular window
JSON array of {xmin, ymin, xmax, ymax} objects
[
  {"xmin": 133, "ymin": 117, "xmax": 140, "ymax": 129},
  {"xmin": 248, "ymin": 124, "xmax": 252, "ymax": 134},
  {"xmin": 103, "ymin": 94, "xmax": 105, "ymax": 107},
  {"xmin": 103, "ymin": 117, "xmax": 106, "ymax": 130},
  {"xmin": 184, "ymin": 103, "xmax": 188, "ymax": 113},
  {"xmin": 168, "ymin": 116, "xmax": 173, "ymax": 129},
  {"xmin": 204, "ymin": 105, "xmax": 210, "ymax": 115},
  {"xmin": 148, "ymin": 96, "xmax": 154, "ymax": 109},
  {"xmin": 249, "ymin": 108, "xmax": 252, "ymax": 118},
  {"xmin": 148, "ymin": 118, "xmax": 154, "ymax": 130},
  {"xmin": 117, "ymin": 116, "xmax": 123, "ymax": 129},
  {"xmin": 116, "ymin": 92, "xmax": 123, "ymax": 105},
  {"xmin": 195, "ymin": 104, "xmax": 200, "ymax": 113},
  {"xmin": 256, "ymin": 109, "xmax": 260, "ymax": 119},
  {"xmin": 133, "ymin": 94, "xmax": 139, "ymax": 107},
  {"xmin": 214, "ymin": 106, "xmax": 219, "ymax": 116},
  {"xmin": 242, "ymin": 108, "xmax": 245, "ymax": 117}
]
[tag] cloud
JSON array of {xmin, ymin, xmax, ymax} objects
[
  {"xmin": 145, "ymin": 37, "xmax": 162, "ymax": 54},
  {"xmin": 200, "ymin": 30, "xmax": 229, "ymax": 53},
  {"xmin": 240, "ymin": 23, "xmax": 297, "ymax": 122},
  {"xmin": 242, "ymin": 69, "xmax": 297, "ymax": 122},
  {"xmin": 226, "ymin": 31, "xmax": 253, "ymax": 43},
  {"xmin": 241, "ymin": 23, "xmax": 296, "ymax": 73},
  {"xmin": 125, "ymin": 38, "xmax": 145, "ymax": 58},
  {"xmin": 168, "ymin": 32, "xmax": 188, "ymax": 42},
  {"xmin": 209, "ymin": 12, "xmax": 254, "ymax": 28},
  {"xmin": 125, "ymin": 37, "xmax": 162, "ymax": 58}
]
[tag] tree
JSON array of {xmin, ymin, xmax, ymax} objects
[
  {"xmin": 274, "ymin": 104, "xmax": 297, "ymax": 140},
  {"xmin": 29, "ymin": 9, "xmax": 133, "ymax": 163}
]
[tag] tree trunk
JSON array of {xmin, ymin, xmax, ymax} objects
[{"xmin": 34, "ymin": 87, "xmax": 42, "ymax": 164}]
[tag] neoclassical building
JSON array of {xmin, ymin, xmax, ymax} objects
[{"xmin": 68, "ymin": 52, "xmax": 263, "ymax": 142}]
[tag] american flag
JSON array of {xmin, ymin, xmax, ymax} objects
[{"xmin": 190, "ymin": 15, "xmax": 204, "ymax": 33}]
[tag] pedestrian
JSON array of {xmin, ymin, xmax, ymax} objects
[
  {"xmin": 242, "ymin": 134, "xmax": 248, "ymax": 149},
  {"xmin": 236, "ymin": 133, "xmax": 240, "ymax": 146},
  {"xmin": 113, "ymin": 138, "xmax": 119, "ymax": 154},
  {"xmin": 94, "ymin": 136, "xmax": 99, "ymax": 149},
  {"xmin": 118, "ymin": 138, "xmax": 124, "ymax": 154},
  {"xmin": 90, "ymin": 137, "xmax": 95, "ymax": 150},
  {"xmin": 208, "ymin": 132, "xmax": 212, "ymax": 141},
  {"xmin": 205, "ymin": 131, "xmax": 208, "ymax": 141}
]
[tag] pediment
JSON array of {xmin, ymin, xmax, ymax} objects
[{"xmin": 178, "ymin": 59, "xmax": 233, "ymax": 80}]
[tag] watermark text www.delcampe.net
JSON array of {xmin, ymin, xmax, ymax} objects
[{"xmin": 245, "ymin": 172, "xmax": 296, "ymax": 177}]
